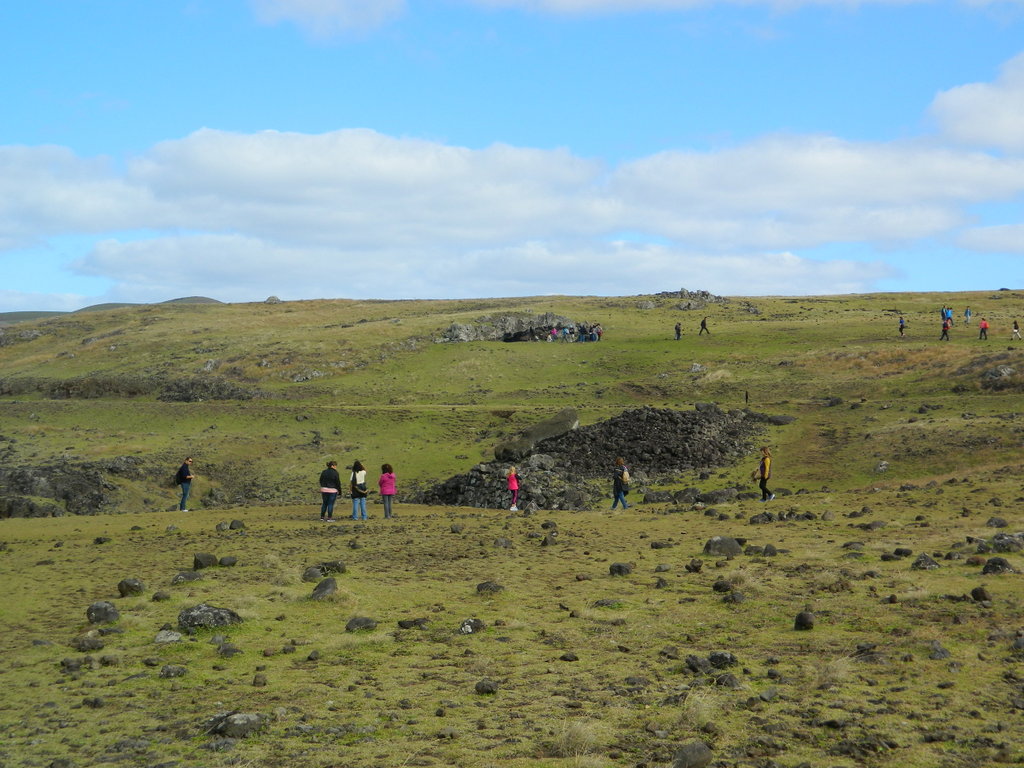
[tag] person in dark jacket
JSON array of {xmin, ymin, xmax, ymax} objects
[
  {"xmin": 318, "ymin": 460, "xmax": 342, "ymax": 521},
  {"xmin": 611, "ymin": 457, "xmax": 630, "ymax": 510},
  {"xmin": 175, "ymin": 457, "xmax": 194, "ymax": 511}
]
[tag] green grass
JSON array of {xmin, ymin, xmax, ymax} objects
[{"xmin": 0, "ymin": 290, "xmax": 1022, "ymax": 766}]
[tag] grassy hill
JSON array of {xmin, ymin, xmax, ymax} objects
[{"xmin": 0, "ymin": 290, "xmax": 1022, "ymax": 767}]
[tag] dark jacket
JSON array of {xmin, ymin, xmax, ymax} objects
[
  {"xmin": 175, "ymin": 463, "xmax": 193, "ymax": 485},
  {"xmin": 613, "ymin": 465, "xmax": 629, "ymax": 493},
  {"xmin": 319, "ymin": 467, "xmax": 342, "ymax": 492}
]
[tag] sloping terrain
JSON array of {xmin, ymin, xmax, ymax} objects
[{"xmin": 0, "ymin": 289, "xmax": 1022, "ymax": 767}]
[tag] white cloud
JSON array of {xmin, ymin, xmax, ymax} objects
[
  {"xmin": 931, "ymin": 52, "xmax": 1024, "ymax": 152},
  {"xmin": 2, "ymin": 116, "xmax": 1023, "ymax": 307},
  {"xmin": 957, "ymin": 224, "xmax": 1024, "ymax": 253},
  {"xmin": 249, "ymin": 0, "xmax": 406, "ymax": 36}
]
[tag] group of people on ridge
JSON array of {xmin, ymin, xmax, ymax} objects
[{"xmin": 318, "ymin": 460, "xmax": 396, "ymax": 521}]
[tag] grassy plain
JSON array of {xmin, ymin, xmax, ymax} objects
[{"xmin": 0, "ymin": 290, "xmax": 1022, "ymax": 767}]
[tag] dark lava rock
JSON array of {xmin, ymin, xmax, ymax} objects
[
  {"xmin": 171, "ymin": 571, "xmax": 203, "ymax": 585},
  {"xmin": 152, "ymin": 590, "xmax": 171, "ymax": 602},
  {"xmin": 178, "ymin": 604, "xmax": 243, "ymax": 630},
  {"xmin": 86, "ymin": 601, "xmax": 120, "ymax": 625},
  {"xmin": 117, "ymin": 578, "xmax": 145, "ymax": 597},
  {"xmin": 345, "ymin": 616, "xmax": 377, "ymax": 632},
  {"xmin": 193, "ymin": 552, "xmax": 219, "ymax": 570},
  {"xmin": 70, "ymin": 634, "xmax": 104, "ymax": 652},
  {"xmin": 982, "ymin": 557, "xmax": 1016, "ymax": 574},
  {"xmin": 911, "ymin": 553, "xmax": 940, "ymax": 570},
  {"xmin": 474, "ymin": 678, "xmax": 499, "ymax": 694},
  {"xmin": 685, "ymin": 559, "xmax": 703, "ymax": 573},
  {"xmin": 609, "ymin": 562, "xmax": 633, "ymax": 576},
  {"xmin": 159, "ymin": 664, "xmax": 187, "ymax": 678},
  {"xmin": 928, "ymin": 640, "xmax": 951, "ymax": 660},
  {"xmin": 560, "ymin": 652, "xmax": 579, "ymax": 662},
  {"xmin": 302, "ymin": 566, "xmax": 325, "ymax": 582},
  {"xmin": 708, "ymin": 650, "xmax": 738, "ymax": 668},
  {"xmin": 397, "ymin": 617, "xmax": 429, "ymax": 630},
  {"xmin": 476, "ymin": 581, "xmax": 504, "ymax": 594},
  {"xmin": 311, "ymin": 578, "xmax": 337, "ymax": 600},
  {"xmin": 218, "ymin": 556, "xmax": 238, "ymax": 567},
  {"xmin": 794, "ymin": 611, "xmax": 815, "ymax": 630},
  {"xmin": 672, "ymin": 740, "xmax": 713, "ymax": 768},
  {"xmin": 703, "ymin": 536, "xmax": 743, "ymax": 557},
  {"xmin": 228, "ymin": 520, "xmax": 245, "ymax": 530},
  {"xmin": 459, "ymin": 618, "xmax": 486, "ymax": 634},
  {"xmin": 971, "ymin": 586, "xmax": 992, "ymax": 602},
  {"xmin": 986, "ymin": 517, "xmax": 1008, "ymax": 528}
]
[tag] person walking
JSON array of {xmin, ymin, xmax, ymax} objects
[
  {"xmin": 940, "ymin": 316, "xmax": 951, "ymax": 341},
  {"xmin": 611, "ymin": 457, "xmax": 630, "ymax": 510},
  {"xmin": 979, "ymin": 317, "xmax": 989, "ymax": 340},
  {"xmin": 699, "ymin": 317, "xmax": 710, "ymax": 335},
  {"xmin": 350, "ymin": 460, "xmax": 368, "ymax": 520},
  {"xmin": 674, "ymin": 322, "xmax": 681, "ymax": 340},
  {"xmin": 751, "ymin": 446, "xmax": 775, "ymax": 502},
  {"xmin": 964, "ymin": 306, "xmax": 972, "ymax": 326},
  {"xmin": 175, "ymin": 457, "xmax": 194, "ymax": 511},
  {"xmin": 378, "ymin": 463, "xmax": 396, "ymax": 519},
  {"xmin": 1013, "ymin": 320, "xmax": 1021, "ymax": 340},
  {"xmin": 318, "ymin": 460, "xmax": 342, "ymax": 521},
  {"xmin": 898, "ymin": 316, "xmax": 906, "ymax": 337},
  {"xmin": 507, "ymin": 466, "xmax": 520, "ymax": 511}
]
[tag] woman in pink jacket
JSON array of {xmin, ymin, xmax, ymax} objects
[
  {"xmin": 507, "ymin": 466, "xmax": 520, "ymax": 512},
  {"xmin": 379, "ymin": 463, "xmax": 396, "ymax": 519}
]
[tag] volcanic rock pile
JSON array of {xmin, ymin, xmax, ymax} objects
[{"xmin": 414, "ymin": 404, "xmax": 784, "ymax": 510}]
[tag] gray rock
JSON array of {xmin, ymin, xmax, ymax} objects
[
  {"xmin": 154, "ymin": 630, "xmax": 182, "ymax": 644},
  {"xmin": 159, "ymin": 664, "xmax": 187, "ymax": 678},
  {"xmin": 70, "ymin": 634, "xmax": 104, "ymax": 652},
  {"xmin": 794, "ymin": 611, "xmax": 815, "ymax": 631},
  {"xmin": 218, "ymin": 556, "xmax": 238, "ymax": 567},
  {"xmin": 459, "ymin": 618, "xmax": 485, "ymax": 634},
  {"xmin": 911, "ymin": 553, "xmax": 940, "ymax": 570},
  {"xmin": 672, "ymin": 740, "xmax": 713, "ymax": 768},
  {"xmin": 171, "ymin": 571, "xmax": 203, "ymax": 585},
  {"xmin": 193, "ymin": 552, "xmax": 219, "ymax": 570},
  {"xmin": 345, "ymin": 616, "xmax": 377, "ymax": 632},
  {"xmin": 703, "ymin": 536, "xmax": 743, "ymax": 557},
  {"xmin": 982, "ymin": 557, "xmax": 1016, "ymax": 574},
  {"xmin": 311, "ymin": 578, "xmax": 337, "ymax": 600},
  {"xmin": 475, "ymin": 678, "xmax": 499, "ymax": 694},
  {"xmin": 495, "ymin": 408, "xmax": 579, "ymax": 462},
  {"xmin": 86, "ymin": 601, "xmax": 119, "ymax": 625},
  {"xmin": 117, "ymin": 578, "xmax": 145, "ymax": 597},
  {"xmin": 178, "ymin": 604, "xmax": 243, "ymax": 630},
  {"xmin": 209, "ymin": 712, "xmax": 269, "ymax": 738},
  {"xmin": 609, "ymin": 562, "xmax": 633, "ymax": 576},
  {"xmin": 476, "ymin": 581, "xmax": 504, "ymax": 594}
]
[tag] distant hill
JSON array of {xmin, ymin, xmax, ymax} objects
[{"xmin": 0, "ymin": 296, "xmax": 223, "ymax": 325}]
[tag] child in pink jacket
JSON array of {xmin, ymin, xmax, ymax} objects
[{"xmin": 379, "ymin": 464, "xmax": 396, "ymax": 519}]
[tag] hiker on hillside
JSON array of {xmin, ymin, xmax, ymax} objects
[
  {"xmin": 1013, "ymin": 320, "xmax": 1021, "ymax": 341},
  {"xmin": 964, "ymin": 306, "xmax": 972, "ymax": 325},
  {"xmin": 174, "ymin": 457, "xmax": 194, "ymax": 511},
  {"xmin": 751, "ymin": 446, "xmax": 775, "ymax": 502},
  {"xmin": 940, "ymin": 316, "xmax": 951, "ymax": 341},
  {"xmin": 611, "ymin": 457, "xmax": 631, "ymax": 510},
  {"xmin": 507, "ymin": 466, "xmax": 520, "ymax": 512},
  {"xmin": 379, "ymin": 463, "xmax": 397, "ymax": 519},
  {"xmin": 350, "ymin": 460, "xmax": 368, "ymax": 520},
  {"xmin": 979, "ymin": 317, "xmax": 989, "ymax": 340},
  {"xmin": 898, "ymin": 316, "xmax": 906, "ymax": 337},
  {"xmin": 318, "ymin": 460, "xmax": 342, "ymax": 522},
  {"xmin": 674, "ymin": 322, "xmax": 682, "ymax": 340},
  {"xmin": 699, "ymin": 317, "xmax": 710, "ymax": 335}
]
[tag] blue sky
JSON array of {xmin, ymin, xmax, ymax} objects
[{"xmin": 1, "ymin": 0, "xmax": 1022, "ymax": 311}]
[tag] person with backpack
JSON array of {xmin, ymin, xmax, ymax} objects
[
  {"xmin": 612, "ymin": 457, "xmax": 631, "ymax": 510},
  {"xmin": 174, "ymin": 457, "xmax": 194, "ymax": 511},
  {"xmin": 507, "ymin": 466, "xmax": 520, "ymax": 511},
  {"xmin": 350, "ymin": 460, "xmax": 368, "ymax": 520},
  {"xmin": 1013, "ymin": 320, "xmax": 1021, "ymax": 341},
  {"xmin": 318, "ymin": 460, "xmax": 342, "ymax": 521},
  {"xmin": 751, "ymin": 446, "xmax": 775, "ymax": 502},
  {"xmin": 940, "ymin": 316, "xmax": 951, "ymax": 341},
  {"xmin": 979, "ymin": 317, "xmax": 989, "ymax": 340}
]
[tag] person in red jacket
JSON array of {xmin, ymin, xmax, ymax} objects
[{"xmin": 979, "ymin": 317, "xmax": 989, "ymax": 340}]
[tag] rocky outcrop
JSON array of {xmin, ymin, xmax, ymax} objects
[
  {"xmin": 414, "ymin": 405, "xmax": 781, "ymax": 510},
  {"xmin": 437, "ymin": 313, "xmax": 578, "ymax": 343},
  {"xmin": 0, "ymin": 457, "xmax": 145, "ymax": 518},
  {"xmin": 494, "ymin": 407, "xmax": 579, "ymax": 461}
]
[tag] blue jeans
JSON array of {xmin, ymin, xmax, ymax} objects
[
  {"xmin": 321, "ymin": 492, "xmax": 338, "ymax": 518},
  {"xmin": 179, "ymin": 482, "xmax": 191, "ymax": 511},
  {"xmin": 611, "ymin": 490, "xmax": 629, "ymax": 509},
  {"xmin": 352, "ymin": 497, "xmax": 367, "ymax": 520}
]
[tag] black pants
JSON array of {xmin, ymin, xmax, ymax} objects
[{"xmin": 759, "ymin": 477, "xmax": 772, "ymax": 500}]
